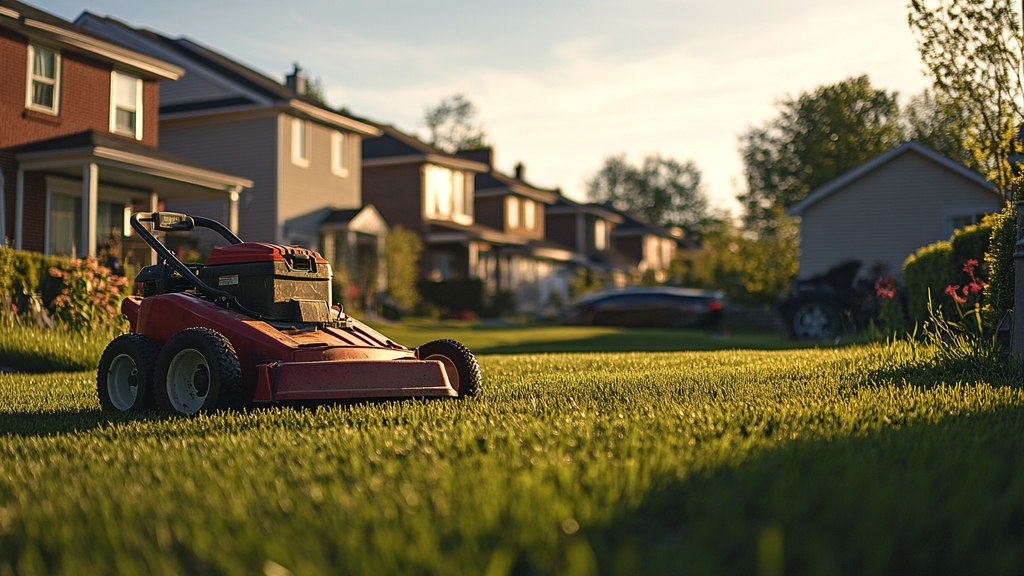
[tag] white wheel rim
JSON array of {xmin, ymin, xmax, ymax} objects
[
  {"xmin": 107, "ymin": 353, "xmax": 139, "ymax": 411},
  {"xmin": 426, "ymin": 354, "xmax": 460, "ymax": 392},
  {"xmin": 166, "ymin": 349, "xmax": 211, "ymax": 414},
  {"xmin": 796, "ymin": 304, "xmax": 834, "ymax": 340}
]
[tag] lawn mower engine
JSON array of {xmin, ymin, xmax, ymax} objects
[{"xmin": 99, "ymin": 212, "xmax": 480, "ymax": 416}]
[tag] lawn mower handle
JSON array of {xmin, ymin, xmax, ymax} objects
[{"xmin": 130, "ymin": 212, "xmax": 240, "ymax": 306}]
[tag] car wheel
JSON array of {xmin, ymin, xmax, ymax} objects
[
  {"xmin": 791, "ymin": 299, "xmax": 842, "ymax": 340},
  {"xmin": 155, "ymin": 328, "xmax": 241, "ymax": 414},
  {"xmin": 97, "ymin": 334, "xmax": 161, "ymax": 412},
  {"xmin": 417, "ymin": 339, "xmax": 481, "ymax": 398}
]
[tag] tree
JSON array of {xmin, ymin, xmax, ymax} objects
[
  {"xmin": 737, "ymin": 75, "xmax": 903, "ymax": 231},
  {"xmin": 909, "ymin": 0, "xmax": 1023, "ymax": 195},
  {"xmin": 586, "ymin": 153, "xmax": 708, "ymax": 231},
  {"xmin": 901, "ymin": 89, "xmax": 977, "ymax": 168},
  {"xmin": 423, "ymin": 94, "xmax": 487, "ymax": 153},
  {"xmin": 304, "ymin": 74, "xmax": 327, "ymax": 105},
  {"xmin": 385, "ymin": 225, "xmax": 423, "ymax": 309}
]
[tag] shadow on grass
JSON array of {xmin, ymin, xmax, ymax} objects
[
  {"xmin": 573, "ymin": 404, "xmax": 1024, "ymax": 576},
  {"xmin": 475, "ymin": 330, "xmax": 819, "ymax": 355},
  {"xmin": 0, "ymin": 409, "xmax": 173, "ymax": 437}
]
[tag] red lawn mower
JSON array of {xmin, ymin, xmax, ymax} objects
[{"xmin": 97, "ymin": 212, "xmax": 480, "ymax": 415}]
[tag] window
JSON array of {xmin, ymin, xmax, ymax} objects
[
  {"xmin": 109, "ymin": 71, "xmax": 142, "ymax": 139},
  {"xmin": 331, "ymin": 131, "xmax": 348, "ymax": 176},
  {"xmin": 48, "ymin": 194, "xmax": 126, "ymax": 257},
  {"xmin": 944, "ymin": 212, "xmax": 989, "ymax": 238},
  {"xmin": 507, "ymin": 196, "xmax": 520, "ymax": 229},
  {"xmin": 27, "ymin": 45, "xmax": 60, "ymax": 114},
  {"xmin": 424, "ymin": 166, "xmax": 473, "ymax": 224},
  {"xmin": 291, "ymin": 118, "xmax": 309, "ymax": 166},
  {"xmin": 594, "ymin": 219, "xmax": 607, "ymax": 250},
  {"xmin": 523, "ymin": 198, "xmax": 537, "ymax": 231}
]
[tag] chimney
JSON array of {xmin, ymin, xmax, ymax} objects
[
  {"xmin": 514, "ymin": 162, "xmax": 524, "ymax": 180},
  {"xmin": 455, "ymin": 147, "xmax": 493, "ymax": 167},
  {"xmin": 285, "ymin": 62, "xmax": 306, "ymax": 95}
]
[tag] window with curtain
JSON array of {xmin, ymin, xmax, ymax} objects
[
  {"xmin": 27, "ymin": 45, "xmax": 60, "ymax": 113},
  {"xmin": 110, "ymin": 71, "xmax": 142, "ymax": 139}
]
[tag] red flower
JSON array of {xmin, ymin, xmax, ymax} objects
[
  {"xmin": 963, "ymin": 259, "xmax": 979, "ymax": 274},
  {"xmin": 875, "ymin": 277, "xmax": 896, "ymax": 299},
  {"xmin": 945, "ymin": 284, "xmax": 967, "ymax": 304}
]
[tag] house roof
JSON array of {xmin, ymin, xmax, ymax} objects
[
  {"xmin": 11, "ymin": 129, "xmax": 253, "ymax": 190},
  {"xmin": 786, "ymin": 140, "xmax": 997, "ymax": 217},
  {"xmin": 0, "ymin": 0, "xmax": 182, "ymax": 80},
  {"xmin": 545, "ymin": 193, "xmax": 625, "ymax": 223},
  {"xmin": 73, "ymin": 12, "xmax": 378, "ymax": 136},
  {"xmin": 361, "ymin": 125, "xmax": 489, "ymax": 172},
  {"xmin": 474, "ymin": 169, "xmax": 559, "ymax": 204},
  {"xmin": 598, "ymin": 203, "xmax": 679, "ymax": 239},
  {"xmin": 426, "ymin": 221, "xmax": 529, "ymax": 246}
]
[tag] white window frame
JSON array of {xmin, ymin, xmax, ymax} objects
[
  {"xmin": 109, "ymin": 71, "xmax": 143, "ymax": 140},
  {"xmin": 331, "ymin": 131, "xmax": 348, "ymax": 177},
  {"xmin": 594, "ymin": 219, "xmax": 607, "ymax": 250},
  {"xmin": 26, "ymin": 44, "xmax": 61, "ymax": 115},
  {"xmin": 523, "ymin": 198, "xmax": 537, "ymax": 231},
  {"xmin": 424, "ymin": 165, "xmax": 473, "ymax": 225},
  {"xmin": 507, "ymin": 196, "xmax": 520, "ymax": 229},
  {"xmin": 291, "ymin": 118, "xmax": 310, "ymax": 167}
]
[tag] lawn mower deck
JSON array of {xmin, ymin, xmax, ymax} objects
[{"xmin": 97, "ymin": 212, "xmax": 480, "ymax": 415}]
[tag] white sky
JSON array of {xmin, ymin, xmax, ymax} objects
[{"xmin": 39, "ymin": 0, "xmax": 933, "ymax": 213}]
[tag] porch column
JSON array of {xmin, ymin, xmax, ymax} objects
[
  {"xmin": 228, "ymin": 187, "xmax": 240, "ymax": 235},
  {"xmin": 468, "ymin": 241, "xmax": 479, "ymax": 279},
  {"xmin": 14, "ymin": 168, "xmax": 24, "ymax": 250},
  {"xmin": 81, "ymin": 163, "xmax": 98, "ymax": 258},
  {"xmin": 347, "ymin": 230, "xmax": 358, "ymax": 278}
]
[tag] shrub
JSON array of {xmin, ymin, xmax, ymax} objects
[
  {"xmin": 385, "ymin": 225, "xmax": 423, "ymax": 310},
  {"xmin": 48, "ymin": 258, "xmax": 130, "ymax": 331},
  {"xmin": 984, "ymin": 201, "xmax": 1015, "ymax": 325},
  {"xmin": 903, "ymin": 217, "xmax": 994, "ymax": 325}
]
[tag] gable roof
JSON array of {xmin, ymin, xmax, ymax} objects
[
  {"xmin": 545, "ymin": 193, "xmax": 624, "ymax": 223},
  {"xmin": 73, "ymin": 12, "xmax": 378, "ymax": 136},
  {"xmin": 786, "ymin": 140, "xmax": 996, "ymax": 217},
  {"xmin": 361, "ymin": 125, "xmax": 489, "ymax": 172},
  {"xmin": 598, "ymin": 203, "xmax": 679, "ymax": 239},
  {"xmin": 474, "ymin": 168, "xmax": 559, "ymax": 204},
  {"xmin": 0, "ymin": 0, "xmax": 181, "ymax": 80}
]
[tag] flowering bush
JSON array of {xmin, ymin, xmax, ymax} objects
[{"xmin": 48, "ymin": 258, "xmax": 129, "ymax": 330}]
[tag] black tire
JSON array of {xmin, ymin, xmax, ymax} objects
[
  {"xmin": 154, "ymin": 328, "xmax": 242, "ymax": 414},
  {"xmin": 790, "ymin": 299, "xmax": 842, "ymax": 340},
  {"xmin": 418, "ymin": 339, "xmax": 481, "ymax": 398},
  {"xmin": 97, "ymin": 333, "xmax": 161, "ymax": 412}
]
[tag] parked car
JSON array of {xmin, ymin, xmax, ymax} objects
[
  {"xmin": 563, "ymin": 287, "xmax": 724, "ymax": 328},
  {"xmin": 778, "ymin": 261, "xmax": 881, "ymax": 340}
]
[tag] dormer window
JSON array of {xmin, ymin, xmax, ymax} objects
[
  {"xmin": 110, "ymin": 71, "xmax": 143, "ymax": 140},
  {"xmin": 27, "ymin": 45, "xmax": 60, "ymax": 114}
]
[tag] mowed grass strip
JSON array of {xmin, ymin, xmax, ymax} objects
[{"xmin": 0, "ymin": 344, "xmax": 1021, "ymax": 575}]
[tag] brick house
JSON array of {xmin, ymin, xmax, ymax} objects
[
  {"xmin": 74, "ymin": 12, "xmax": 387, "ymax": 298},
  {"xmin": 544, "ymin": 193, "xmax": 631, "ymax": 286},
  {"xmin": 0, "ymin": 0, "xmax": 250, "ymax": 260},
  {"xmin": 599, "ymin": 204, "xmax": 681, "ymax": 282}
]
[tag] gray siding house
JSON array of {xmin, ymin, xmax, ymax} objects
[
  {"xmin": 75, "ymin": 12, "xmax": 388, "ymax": 302},
  {"xmin": 786, "ymin": 141, "xmax": 1002, "ymax": 281}
]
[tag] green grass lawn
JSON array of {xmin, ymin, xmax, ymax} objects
[
  {"xmin": 0, "ymin": 342, "xmax": 1022, "ymax": 574},
  {"xmin": 362, "ymin": 318, "xmax": 812, "ymax": 354}
]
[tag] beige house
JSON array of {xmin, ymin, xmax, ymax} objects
[
  {"xmin": 76, "ymin": 13, "xmax": 381, "ymax": 248},
  {"xmin": 787, "ymin": 141, "xmax": 1002, "ymax": 280}
]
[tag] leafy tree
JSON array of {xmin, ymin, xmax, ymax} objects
[
  {"xmin": 385, "ymin": 225, "xmax": 423, "ymax": 309},
  {"xmin": 423, "ymin": 94, "xmax": 488, "ymax": 153},
  {"xmin": 586, "ymin": 153, "xmax": 708, "ymax": 231},
  {"xmin": 909, "ymin": 0, "xmax": 1023, "ymax": 195},
  {"xmin": 901, "ymin": 89, "xmax": 977, "ymax": 168},
  {"xmin": 737, "ymin": 75, "xmax": 903, "ymax": 231},
  {"xmin": 304, "ymin": 74, "xmax": 327, "ymax": 105}
]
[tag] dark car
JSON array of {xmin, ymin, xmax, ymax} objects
[
  {"xmin": 563, "ymin": 287, "xmax": 724, "ymax": 328},
  {"xmin": 778, "ymin": 261, "xmax": 882, "ymax": 340}
]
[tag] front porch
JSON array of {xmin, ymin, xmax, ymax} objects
[{"xmin": 3, "ymin": 131, "xmax": 251, "ymax": 264}]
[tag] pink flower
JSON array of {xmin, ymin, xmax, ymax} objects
[
  {"xmin": 875, "ymin": 277, "xmax": 896, "ymax": 299},
  {"xmin": 945, "ymin": 285, "xmax": 967, "ymax": 304},
  {"xmin": 963, "ymin": 259, "xmax": 979, "ymax": 274}
]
